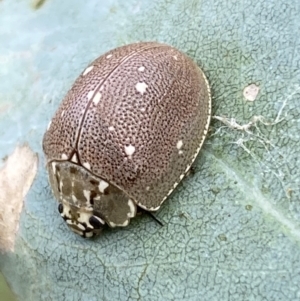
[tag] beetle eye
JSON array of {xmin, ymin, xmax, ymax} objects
[
  {"xmin": 89, "ymin": 215, "xmax": 105, "ymax": 229},
  {"xmin": 58, "ymin": 203, "xmax": 63, "ymax": 214}
]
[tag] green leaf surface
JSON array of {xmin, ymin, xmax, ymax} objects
[{"xmin": 1, "ymin": 0, "xmax": 300, "ymax": 300}]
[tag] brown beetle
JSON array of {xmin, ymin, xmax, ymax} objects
[{"xmin": 43, "ymin": 42, "xmax": 211, "ymax": 237}]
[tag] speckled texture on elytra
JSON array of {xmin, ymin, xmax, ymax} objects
[
  {"xmin": 43, "ymin": 41, "xmax": 211, "ymax": 236},
  {"xmin": 1, "ymin": 0, "xmax": 300, "ymax": 301}
]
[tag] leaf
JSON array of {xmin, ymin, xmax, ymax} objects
[{"xmin": 0, "ymin": 0, "xmax": 300, "ymax": 300}]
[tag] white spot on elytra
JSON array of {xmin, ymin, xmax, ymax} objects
[
  {"xmin": 83, "ymin": 65, "xmax": 94, "ymax": 76},
  {"xmin": 140, "ymin": 107, "xmax": 146, "ymax": 112},
  {"xmin": 99, "ymin": 180, "xmax": 109, "ymax": 193},
  {"xmin": 108, "ymin": 126, "xmax": 115, "ymax": 131},
  {"xmin": 127, "ymin": 199, "xmax": 136, "ymax": 218},
  {"xmin": 173, "ymin": 55, "xmax": 178, "ymax": 60},
  {"xmin": 146, "ymin": 186, "xmax": 150, "ymax": 191},
  {"xmin": 47, "ymin": 121, "xmax": 52, "ymax": 130},
  {"xmin": 178, "ymin": 150, "xmax": 183, "ymax": 155},
  {"xmin": 61, "ymin": 110, "xmax": 65, "ymax": 117},
  {"xmin": 83, "ymin": 162, "xmax": 91, "ymax": 170},
  {"xmin": 180, "ymin": 174, "xmax": 184, "ymax": 180},
  {"xmin": 176, "ymin": 140, "xmax": 183, "ymax": 150},
  {"xmin": 71, "ymin": 153, "xmax": 78, "ymax": 163},
  {"xmin": 83, "ymin": 190, "xmax": 91, "ymax": 202},
  {"xmin": 61, "ymin": 153, "xmax": 68, "ymax": 160},
  {"xmin": 106, "ymin": 54, "xmax": 112, "ymax": 59},
  {"xmin": 135, "ymin": 82, "xmax": 148, "ymax": 94},
  {"xmin": 87, "ymin": 90, "xmax": 94, "ymax": 100},
  {"xmin": 125, "ymin": 144, "xmax": 135, "ymax": 157},
  {"xmin": 93, "ymin": 92, "xmax": 101, "ymax": 105},
  {"xmin": 173, "ymin": 182, "xmax": 178, "ymax": 188},
  {"xmin": 138, "ymin": 66, "xmax": 145, "ymax": 72}
]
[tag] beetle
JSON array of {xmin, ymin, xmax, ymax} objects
[{"xmin": 43, "ymin": 42, "xmax": 211, "ymax": 237}]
